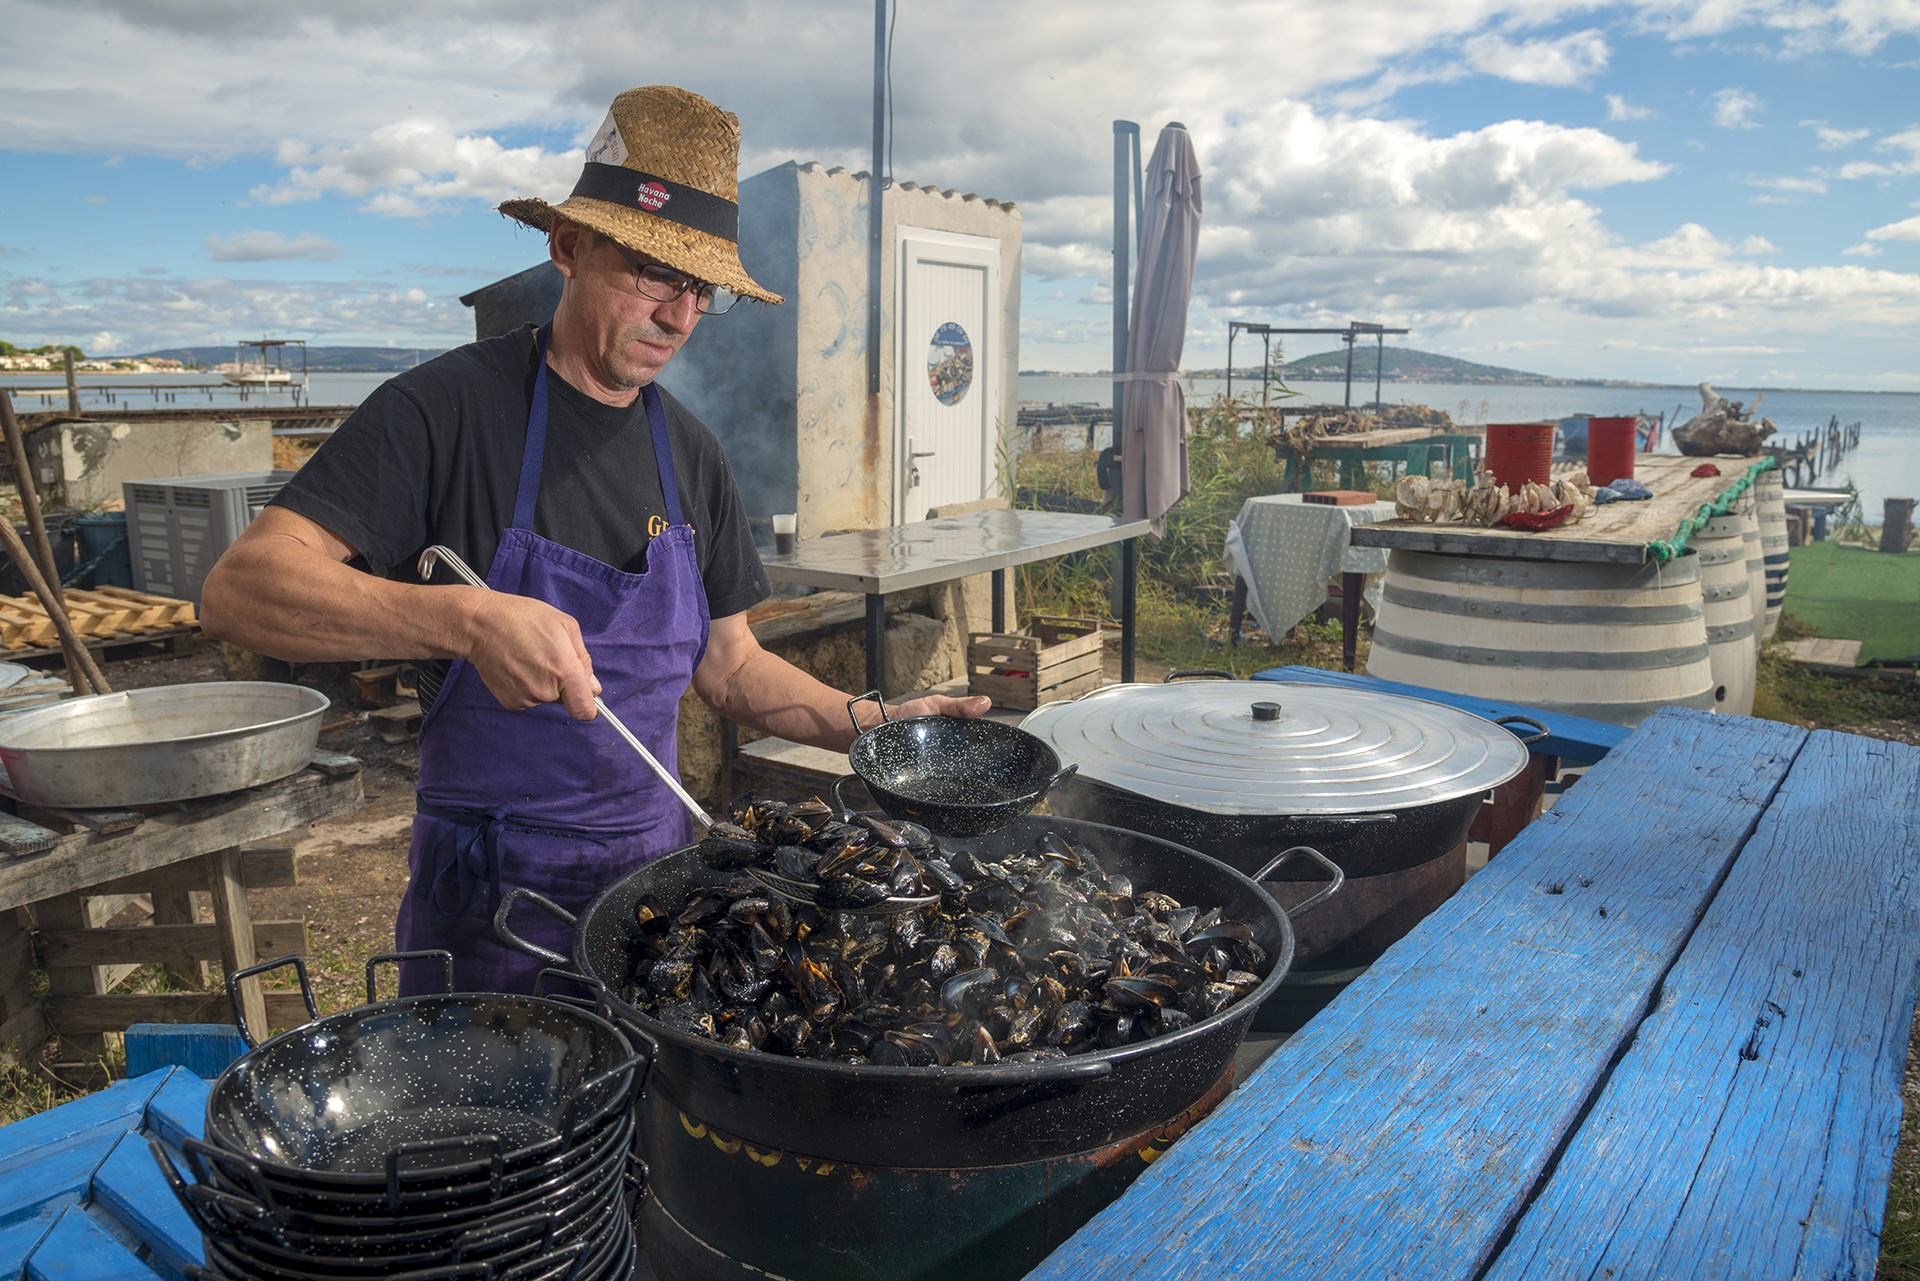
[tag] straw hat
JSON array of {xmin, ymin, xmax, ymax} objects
[{"xmin": 500, "ymin": 86, "xmax": 782, "ymax": 305}]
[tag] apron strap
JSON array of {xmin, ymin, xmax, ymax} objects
[
  {"xmin": 641, "ymin": 382, "xmax": 684, "ymax": 528},
  {"xmin": 418, "ymin": 802, "xmax": 656, "ymax": 920},
  {"xmin": 510, "ymin": 325, "xmax": 554, "ymax": 532}
]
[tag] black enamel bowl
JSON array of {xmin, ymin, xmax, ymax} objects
[{"xmin": 844, "ymin": 690, "xmax": 1076, "ymax": 837}]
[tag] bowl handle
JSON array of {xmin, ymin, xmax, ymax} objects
[
  {"xmin": 365, "ymin": 949, "xmax": 454, "ymax": 1003},
  {"xmin": 226, "ymin": 954, "xmax": 316, "ymax": 1049},
  {"xmin": 492, "ymin": 887, "xmax": 575, "ymax": 966},
  {"xmin": 846, "ymin": 689, "xmax": 890, "ymax": 736},
  {"xmin": 1044, "ymin": 763, "xmax": 1080, "ymax": 794},
  {"xmin": 1251, "ymin": 845, "xmax": 1347, "ymax": 920},
  {"xmin": 831, "ymin": 772, "xmax": 866, "ymax": 820},
  {"xmin": 1493, "ymin": 713, "xmax": 1551, "ymax": 746},
  {"xmin": 1163, "ymin": 669, "xmax": 1235, "ymax": 682}
]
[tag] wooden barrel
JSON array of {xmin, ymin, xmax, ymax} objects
[
  {"xmin": 1366, "ymin": 549, "xmax": 1716, "ymax": 727},
  {"xmin": 1694, "ymin": 515, "xmax": 1756, "ymax": 716},
  {"xmin": 1740, "ymin": 493, "xmax": 1766, "ymax": 659},
  {"xmin": 1755, "ymin": 469, "xmax": 1788, "ymax": 639}
]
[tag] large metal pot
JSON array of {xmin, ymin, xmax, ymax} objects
[
  {"xmin": 0, "ymin": 681, "xmax": 328, "ymax": 806},
  {"xmin": 496, "ymin": 814, "xmax": 1338, "ymax": 1169},
  {"xmin": 1023, "ymin": 674, "xmax": 1542, "ymax": 875}
]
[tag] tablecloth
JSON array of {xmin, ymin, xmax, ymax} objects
[{"xmin": 1225, "ymin": 493, "xmax": 1398, "ymax": 637}]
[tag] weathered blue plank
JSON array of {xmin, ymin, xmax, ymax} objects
[
  {"xmin": 1026, "ymin": 707, "xmax": 1807, "ymax": 1281},
  {"xmin": 0, "ymin": 1215, "xmax": 57, "ymax": 1281},
  {"xmin": 0, "ymin": 1074, "xmax": 169, "ymax": 1175},
  {"xmin": 122, "ymin": 1026, "xmax": 244, "ymax": 1082},
  {"xmin": 138, "ymin": 1075, "xmax": 209, "ymax": 1158},
  {"xmin": 1252, "ymin": 664, "xmax": 1630, "ymax": 764},
  {"xmin": 90, "ymin": 1133, "xmax": 200, "ymax": 1281},
  {"xmin": 0, "ymin": 1135, "xmax": 118, "ymax": 1234},
  {"xmin": 1484, "ymin": 728, "xmax": 1920, "ymax": 1281},
  {"xmin": 24, "ymin": 1205, "xmax": 157, "ymax": 1281}
]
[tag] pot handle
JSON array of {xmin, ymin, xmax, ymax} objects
[
  {"xmin": 386, "ymin": 1133, "xmax": 506, "ymax": 1208},
  {"xmin": 1251, "ymin": 845, "xmax": 1346, "ymax": 920},
  {"xmin": 492, "ymin": 887, "xmax": 576, "ymax": 966},
  {"xmin": 226, "ymin": 954, "xmax": 317, "ymax": 1049},
  {"xmin": 1163, "ymin": 669, "xmax": 1235, "ymax": 682},
  {"xmin": 152, "ymin": 1139, "xmax": 257, "ymax": 1238},
  {"xmin": 1493, "ymin": 713, "xmax": 1551, "ymax": 747},
  {"xmin": 557, "ymin": 1041, "xmax": 655, "ymax": 1145},
  {"xmin": 846, "ymin": 689, "xmax": 890, "ymax": 737},
  {"xmin": 452, "ymin": 1209, "xmax": 558, "ymax": 1264},
  {"xmin": 365, "ymin": 949, "xmax": 454, "ymax": 1003},
  {"xmin": 180, "ymin": 1135, "xmax": 287, "ymax": 1223},
  {"xmin": 1044, "ymin": 762, "xmax": 1080, "ymax": 794}
]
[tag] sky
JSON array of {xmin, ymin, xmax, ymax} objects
[{"xmin": 1, "ymin": 0, "xmax": 1916, "ymax": 390}]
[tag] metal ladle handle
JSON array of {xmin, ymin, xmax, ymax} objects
[{"xmin": 418, "ymin": 545, "xmax": 713, "ymax": 831}]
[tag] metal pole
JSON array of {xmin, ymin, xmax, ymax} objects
[
  {"xmin": 1112, "ymin": 121, "xmax": 1137, "ymax": 452},
  {"xmin": 1375, "ymin": 332, "xmax": 1384, "ymax": 406},
  {"xmin": 1262, "ymin": 332, "xmax": 1271, "ymax": 410},
  {"xmin": 1343, "ymin": 332, "xmax": 1356, "ymax": 408},
  {"xmin": 868, "ymin": 0, "xmax": 886, "ymax": 400}
]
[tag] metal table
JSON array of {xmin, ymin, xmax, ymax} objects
[{"xmin": 760, "ymin": 509, "xmax": 1150, "ymax": 695}]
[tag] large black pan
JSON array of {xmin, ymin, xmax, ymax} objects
[{"xmin": 496, "ymin": 814, "xmax": 1340, "ymax": 1168}]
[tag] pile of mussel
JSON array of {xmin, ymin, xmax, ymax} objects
[{"xmin": 620, "ymin": 796, "xmax": 1266, "ymax": 1066}]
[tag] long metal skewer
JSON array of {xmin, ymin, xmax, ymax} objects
[{"xmin": 418, "ymin": 545, "xmax": 714, "ymax": 831}]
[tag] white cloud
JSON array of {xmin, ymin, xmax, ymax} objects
[
  {"xmin": 1627, "ymin": 0, "xmax": 1920, "ymax": 54},
  {"xmin": 1741, "ymin": 173, "xmax": 1828, "ymax": 195},
  {"xmin": 204, "ymin": 230, "xmax": 343, "ymax": 262},
  {"xmin": 1606, "ymin": 94, "xmax": 1655, "ymax": 122},
  {"xmin": 248, "ymin": 121, "xmax": 582, "ymax": 217},
  {"xmin": 1844, "ymin": 242, "xmax": 1882, "ymax": 256},
  {"xmin": 1865, "ymin": 214, "xmax": 1920, "ymax": 242},
  {"xmin": 1463, "ymin": 29, "xmax": 1610, "ymax": 87},
  {"xmin": 1712, "ymin": 88, "xmax": 1762, "ymax": 129},
  {"xmin": 1837, "ymin": 127, "xmax": 1920, "ymax": 179},
  {"xmin": 1809, "ymin": 122, "xmax": 1870, "ymax": 149}
]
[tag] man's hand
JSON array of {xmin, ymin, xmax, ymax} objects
[
  {"xmin": 888, "ymin": 693, "xmax": 992, "ymax": 722},
  {"xmin": 460, "ymin": 590, "xmax": 602, "ymax": 720}
]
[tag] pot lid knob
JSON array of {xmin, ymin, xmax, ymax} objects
[{"xmin": 1250, "ymin": 701, "xmax": 1282, "ymax": 722}]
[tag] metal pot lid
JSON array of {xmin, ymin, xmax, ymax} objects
[{"xmin": 1019, "ymin": 680, "xmax": 1532, "ymax": 816}]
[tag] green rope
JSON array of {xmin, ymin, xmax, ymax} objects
[{"xmin": 1645, "ymin": 456, "xmax": 1776, "ymax": 563}]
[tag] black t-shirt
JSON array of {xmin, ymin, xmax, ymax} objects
[{"xmin": 271, "ymin": 326, "xmax": 769, "ymax": 700}]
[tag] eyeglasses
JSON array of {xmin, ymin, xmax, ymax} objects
[{"xmin": 613, "ymin": 244, "xmax": 738, "ymax": 316}]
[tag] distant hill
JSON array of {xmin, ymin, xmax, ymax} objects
[{"xmin": 133, "ymin": 346, "xmax": 450, "ymax": 372}]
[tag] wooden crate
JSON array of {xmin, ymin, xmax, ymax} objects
[{"xmin": 967, "ymin": 615, "xmax": 1105, "ymax": 712}]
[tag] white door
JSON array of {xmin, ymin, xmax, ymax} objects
[{"xmin": 895, "ymin": 228, "xmax": 1000, "ymax": 520}]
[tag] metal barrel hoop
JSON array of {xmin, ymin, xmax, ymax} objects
[
  {"xmin": 492, "ymin": 887, "xmax": 578, "ymax": 966},
  {"xmin": 226, "ymin": 954, "xmax": 317, "ymax": 1049},
  {"xmin": 1251, "ymin": 845, "xmax": 1347, "ymax": 919},
  {"xmin": 364, "ymin": 949, "xmax": 455, "ymax": 1003}
]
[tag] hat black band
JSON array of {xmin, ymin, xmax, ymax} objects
[{"xmin": 569, "ymin": 163, "xmax": 738, "ymax": 243}]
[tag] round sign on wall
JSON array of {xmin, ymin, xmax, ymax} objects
[{"xmin": 927, "ymin": 322, "xmax": 973, "ymax": 406}]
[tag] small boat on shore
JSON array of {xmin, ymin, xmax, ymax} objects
[{"xmin": 223, "ymin": 338, "xmax": 306, "ymax": 390}]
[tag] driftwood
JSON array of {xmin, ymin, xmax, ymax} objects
[{"xmin": 1671, "ymin": 382, "xmax": 1775, "ymax": 456}]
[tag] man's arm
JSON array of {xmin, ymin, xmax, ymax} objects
[
  {"xmin": 200, "ymin": 507, "xmax": 604, "ymax": 720},
  {"xmin": 692, "ymin": 611, "xmax": 989, "ymax": 752}
]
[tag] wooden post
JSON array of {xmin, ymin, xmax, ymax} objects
[
  {"xmin": 1880, "ymin": 498, "xmax": 1914, "ymax": 554},
  {"xmin": 0, "ymin": 391, "xmax": 71, "ymax": 618},
  {"xmin": 36, "ymin": 892, "xmax": 107, "ymax": 1056},
  {"xmin": 63, "ymin": 350, "xmax": 80, "ymax": 416},
  {"xmin": 206, "ymin": 846, "xmax": 268, "ymax": 1042},
  {"xmin": 149, "ymin": 884, "xmax": 214, "ymax": 988},
  {"xmin": 0, "ymin": 516, "xmax": 109, "ymax": 694}
]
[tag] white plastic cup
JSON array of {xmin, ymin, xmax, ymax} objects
[{"xmin": 772, "ymin": 513, "xmax": 797, "ymax": 556}]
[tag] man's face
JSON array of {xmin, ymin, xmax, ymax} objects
[{"xmin": 552, "ymin": 220, "xmax": 704, "ymax": 392}]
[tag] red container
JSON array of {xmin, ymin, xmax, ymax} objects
[
  {"xmin": 1484, "ymin": 422, "xmax": 1555, "ymax": 489},
  {"xmin": 1586, "ymin": 416, "xmax": 1638, "ymax": 486}
]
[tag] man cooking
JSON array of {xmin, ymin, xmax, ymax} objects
[{"xmin": 200, "ymin": 85, "xmax": 988, "ymax": 996}]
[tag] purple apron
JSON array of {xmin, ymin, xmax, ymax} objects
[{"xmin": 395, "ymin": 327, "xmax": 710, "ymax": 996}]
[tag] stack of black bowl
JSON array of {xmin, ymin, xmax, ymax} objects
[{"xmin": 154, "ymin": 953, "xmax": 648, "ymax": 1281}]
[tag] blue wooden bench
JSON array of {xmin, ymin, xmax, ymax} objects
[
  {"xmin": 0, "ymin": 1068, "xmax": 208, "ymax": 1281},
  {"xmin": 1026, "ymin": 706, "xmax": 1920, "ymax": 1279}
]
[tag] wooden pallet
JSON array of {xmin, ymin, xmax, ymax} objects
[{"xmin": 0, "ymin": 587, "xmax": 197, "ymax": 650}]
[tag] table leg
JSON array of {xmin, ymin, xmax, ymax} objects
[
  {"xmin": 865, "ymin": 594, "xmax": 886, "ymax": 697},
  {"xmin": 1284, "ymin": 455, "xmax": 1301, "ymax": 493},
  {"xmin": 36, "ymin": 892, "xmax": 105, "ymax": 1055},
  {"xmin": 1474, "ymin": 756, "xmax": 1553, "ymax": 856},
  {"xmin": 992, "ymin": 569, "xmax": 1007, "ymax": 634},
  {"xmin": 1121, "ymin": 537, "xmax": 1137, "ymax": 683},
  {"xmin": 1340, "ymin": 571, "xmax": 1362, "ymax": 672},
  {"xmin": 150, "ymin": 883, "xmax": 212, "ymax": 988},
  {"xmin": 1229, "ymin": 576, "xmax": 1248, "ymax": 648},
  {"xmin": 207, "ymin": 846, "xmax": 267, "ymax": 1043}
]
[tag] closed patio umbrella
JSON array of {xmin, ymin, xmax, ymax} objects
[{"xmin": 1121, "ymin": 123, "xmax": 1202, "ymax": 538}]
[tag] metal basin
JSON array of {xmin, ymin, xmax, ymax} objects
[{"xmin": 0, "ymin": 682, "xmax": 329, "ymax": 807}]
